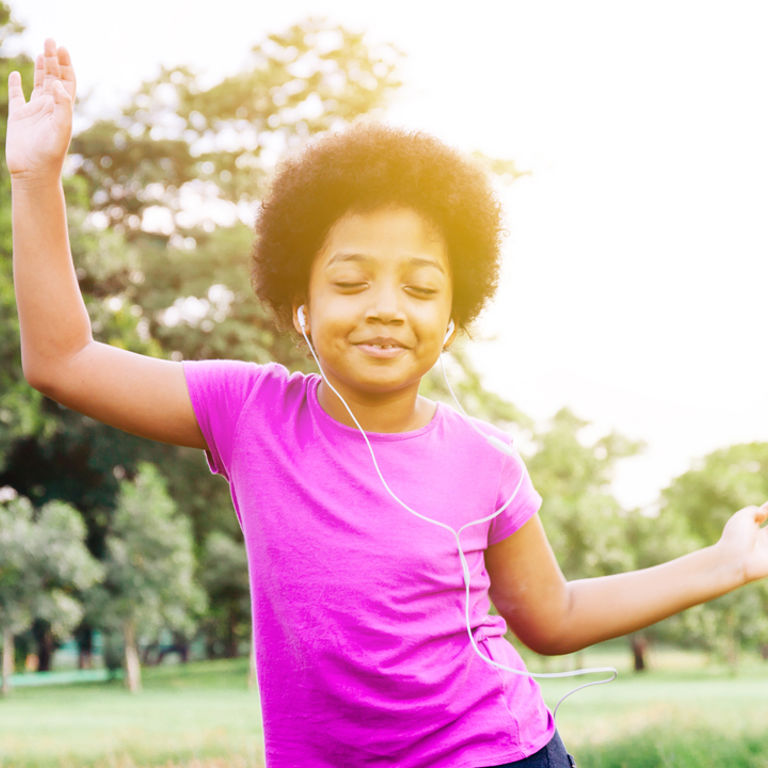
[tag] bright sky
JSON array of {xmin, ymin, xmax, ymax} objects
[{"xmin": 12, "ymin": 1, "xmax": 768, "ymax": 510}]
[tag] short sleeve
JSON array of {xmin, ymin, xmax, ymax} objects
[
  {"xmin": 487, "ymin": 450, "xmax": 542, "ymax": 545},
  {"xmin": 183, "ymin": 359, "xmax": 266, "ymax": 480}
]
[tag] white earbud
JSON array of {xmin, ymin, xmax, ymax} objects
[
  {"xmin": 443, "ymin": 319, "xmax": 455, "ymax": 345},
  {"xmin": 297, "ymin": 305, "xmax": 307, "ymax": 331}
]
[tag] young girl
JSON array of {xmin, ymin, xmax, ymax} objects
[{"xmin": 7, "ymin": 40, "xmax": 768, "ymax": 768}]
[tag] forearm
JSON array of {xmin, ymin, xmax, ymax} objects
[
  {"xmin": 548, "ymin": 544, "xmax": 743, "ymax": 654},
  {"xmin": 12, "ymin": 176, "xmax": 93, "ymax": 389}
]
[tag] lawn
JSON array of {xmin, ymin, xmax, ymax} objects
[
  {"xmin": 1, "ymin": 645, "xmax": 768, "ymax": 767},
  {"xmin": 0, "ymin": 660, "xmax": 264, "ymax": 768}
]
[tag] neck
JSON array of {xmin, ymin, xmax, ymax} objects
[{"xmin": 316, "ymin": 380, "xmax": 435, "ymax": 433}]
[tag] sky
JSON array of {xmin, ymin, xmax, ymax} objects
[{"xmin": 10, "ymin": 1, "xmax": 768, "ymax": 510}]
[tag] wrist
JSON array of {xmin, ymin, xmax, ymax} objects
[
  {"xmin": 709, "ymin": 539, "xmax": 749, "ymax": 591},
  {"xmin": 10, "ymin": 170, "xmax": 63, "ymax": 192}
]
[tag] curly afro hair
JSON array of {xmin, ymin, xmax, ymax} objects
[{"xmin": 251, "ymin": 123, "xmax": 504, "ymax": 333}]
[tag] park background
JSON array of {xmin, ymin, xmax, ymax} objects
[{"xmin": 2, "ymin": 1, "xmax": 768, "ymax": 766}]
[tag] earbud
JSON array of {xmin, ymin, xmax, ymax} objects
[
  {"xmin": 443, "ymin": 319, "xmax": 455, "ymax": 345},
  {"xmin": 297, "ymin": 305, "xmax": 307, "ymax": 331}
]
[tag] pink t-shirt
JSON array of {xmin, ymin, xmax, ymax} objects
[{"xmin": 184, "ymin": 360, "xmax": 554, "ymax": 767}]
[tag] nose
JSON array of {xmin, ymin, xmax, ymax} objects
[{"xmin": 364, "ymin": 281, "xmax": 406, "ymax": 325}]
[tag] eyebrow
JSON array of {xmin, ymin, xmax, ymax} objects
[{"xmin": 326, "ymin": 252, "xmax": 446, "ymax": 273}]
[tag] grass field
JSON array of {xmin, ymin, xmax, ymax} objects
[{"xmin": 2, "ymin": 645, "xmax": 768, "ymax": 767}]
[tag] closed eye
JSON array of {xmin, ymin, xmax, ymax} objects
[
  {"xmin": 405, "ymin": 285, "xmax": 438, "ymax": 297},
  {"xmin": 334, "ymin": 282, "xmax": 367, "ymax": 291}
]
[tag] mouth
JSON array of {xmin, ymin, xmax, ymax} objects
[{"xmin": 353, "ymin": 337, "xmax": 408, "ymax": 358}]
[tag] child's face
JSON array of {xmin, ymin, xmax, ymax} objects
[{"xmin": 297, "ymin": 206, "xmax": 454, "ymax": 404}]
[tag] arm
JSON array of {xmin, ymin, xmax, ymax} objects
[
  {"xmin": 485, "ymin": 502, "xmax": 768, "ymax": 656},
  {"xmin": 7, "ymin": 40, "xmax": 204, "ymax": 449}
]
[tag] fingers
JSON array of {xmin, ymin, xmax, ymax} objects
[
  {"xmin": 31, "ymin": 39, "xmax": 74, "ymax": 104},
  {"xmin": 7, "ymin": 71, "xmax": 26, "ymax": 114},
  {"xmin": 34, "ymin": 53, "xmax": 44, "ymax": 90},
  {"xmin": 43, "ymin": 38, "xmax": 61, "ymax": 80},
  {"xmin": 57, "ymin": 46, "xmax": 76, "ymax": 98}
]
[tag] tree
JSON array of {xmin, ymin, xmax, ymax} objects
[
  {"xmin": 527, "ymin": 408, "xmax": 643, "ymax": 580},
  {"xmin": 199, "ymin": 531, "xmax": 250, "ymax": 659},
  {"xmin": 525, "ymin": 408, "xmax": 652, "ymax": 668},
  {"xmin": 87, "ymin": 464, "xmax": 206, "ymax": 692},
  {"xmin": 0, "ymin": 491, "xmax": 102, "ymax": 694},
  {"xmin": 420, "ymin": 342, "xmax": 533, "ymax": 432},
  {"xmin": 0, "ymin": 3, "xmax": 53, "ymax": 473},
  {"xmin": 1, "ymin": 10, "xmax": 405, "ymax": 665},
  {"xmin": 658, "ymin": 442, "xmax": 768, "ymax": 667}
]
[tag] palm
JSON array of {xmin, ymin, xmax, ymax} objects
[
  {"xmin": 744, "ymin": 524, "xmax": 768, "ymax": 582},
  {"xmin": 6, "ymin": 39, "xmax": 76, "ymax": 179},
  {"xmin": 720, "ymin": 503, "xmax": 768, "ymax": 584}
]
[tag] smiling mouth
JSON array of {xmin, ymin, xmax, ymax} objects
[{"xmin": 354, "ymin": 340, "xmax": 407, "ymax": 358}]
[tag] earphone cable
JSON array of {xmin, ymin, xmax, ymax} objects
[{"xmin": 298, "ymin": 323, "xmax": 617, "ymax": 720}]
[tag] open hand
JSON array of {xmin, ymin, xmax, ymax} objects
[
  {"xmin": 717, "ymin": 501, "xmax": 768, "ymax": 585},
  {"xmin": 6, "ymin": 38, "xmax": 76, "ymax": 183}
]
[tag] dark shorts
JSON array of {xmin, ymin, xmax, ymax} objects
[{"xmin": 483, "ymin": 731, "xmax": 576, "ymax": 768}]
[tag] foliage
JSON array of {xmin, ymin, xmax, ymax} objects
[
  {"xmin": 0, "ymin": 491, "xmax": 102, "ymax": 691},
  {"xmin": 0, "ymin": 492, "xmax": 102, "ymax": 636},
  {"xmin": 89, "ymin": 463, "xmax": 206, "ymax": 637},
  {"xmin": 0, "ymin": 3, "xmax": 52, "ymax": 473},
  {"xmin": 199, "ymin": 531, "xmax": 250, "ymax": 658},
  {"xmin": 420, "ymin": 342, "xmax": 533, "ymax": 432},
  {"xmin": 0, "ymin": 6, "xmax": 405, "ymax": 664},
  {"xmin": 527, "ymin": 407, "xmax": 644, "ymax": 580},
  {"xmin": 657, "ymin": 442, "xmax": 768, "ymax": 664}
]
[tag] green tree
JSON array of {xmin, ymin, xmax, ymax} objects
[
  {"xmin": 2, "ymin": 11, "xmax": 405, "ymax": 664},
  {"xmin": 0, "ymin": 491, "xmax": 102, "ymax": 694},
  {"xmin": 199, "ymin": 531, "xmax": 250, "ymax": 659},
  {"xmin": 88, "ymin": 464, "xmax": 206, "ymax": 692},
  {"xmin": 525, "ymin": 408, "xmax": 651, "ymax": 668},
  {"xmin": 0, "ymin": 2, "xmax": 53, "ymax": 472},
  {"xmin": 658, "ymin": 442, "xmax": 768, "ymax": 667},
  {"xmin": 527, "ymin": 408, "xmax": 643, "ymax": 580}
]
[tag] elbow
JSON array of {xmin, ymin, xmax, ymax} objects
[
  {"xmin": 22, "ymin": 360, "xmax": 52, "ymax": 394},
  {"xmin": 521, "ymin": 633, "xmax": 584, "ymax": 657},
  {"xmin": 499, "ymin": 589, "xmax": 581, "ymax": 657},
  {"xmin": 21, "ymin": 353, "xmax": 65, "ymax": 399},
  {"xmin": 21, "ymin": 339, "xmax": 90, "ymax": 398},
  {"xmin": 513, "ymin": 624, "xmax": 576, "ymax": 657}
]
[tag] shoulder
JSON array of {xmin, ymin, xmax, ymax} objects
[
  {"xmin": 183, "ymin": 359, "xmax": 310, "ymax": 401},
  {"xmin": 436, "ymin": 402, "xmax": 517, "ymax": 457}
]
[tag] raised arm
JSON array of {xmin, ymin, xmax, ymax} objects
[
  {"xmin": 485, "ymin": 502, "xmax": 768, "ymax": 656},
  {"xmin": 7, "ymin": 40, "xmax": 204, "ymax": 449}
]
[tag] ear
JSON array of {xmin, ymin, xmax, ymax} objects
[
  {"xmin": 291, "ymin": 300, "xmax": 309, "ymax": 337},
  {"xmin": 442, "ymin": 318, "xmax": 457, "ymax": 350}
]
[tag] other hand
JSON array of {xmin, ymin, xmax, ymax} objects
[
  {"xmin": 6, "ymin": 38, "xmax": 76, "ymax": 183},
  {"xmin": 717, "ymin": 501, "xmax": 768, "ymax": 585}
]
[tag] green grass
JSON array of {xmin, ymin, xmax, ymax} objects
[
  {"xmin": 0, "ymin": 659, "xmax": 264, "ymax": 768},
  {"xmin": 2, "ymin": 648, "xmax": 768, "ymax": 767},
  {"xmin": 535, "ymin": 644, "xmax": 768, "ymax": 767}
]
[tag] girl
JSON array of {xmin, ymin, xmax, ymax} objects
[{"xmin": 7, "ymin": 40, "xmax": 768, "ymax": 768}]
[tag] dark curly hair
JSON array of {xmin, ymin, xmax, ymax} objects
[{"xmin": 251, "ymin": 123, "xmax": 503, "ymax": 333}]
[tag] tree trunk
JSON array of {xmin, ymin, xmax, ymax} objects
[
  {"xmin": 122, "ymin": 618, "xmax": 142, "ymax": 693},
  {"xmin": 76, "ymin": 623, "xmax": 93, "ymax": 670},
  {"xmin": 1, "ymin": 628, "xmax": 14, "ymax": 696},
  {"xmin": 630, "ymin": 633, "xmax": 648, "ymax": 672},
  {"xmin": 34, "ymin": 620, "xmax": 55, "ymax": 672}
]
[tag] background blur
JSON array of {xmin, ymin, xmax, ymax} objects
[
  {"xmin": 11, "ymin": 0, "xmax": 768, "ymax": 509},
  {"xmin": 2, "ymin": 3, "xmax": 768, "ymax": 767}
]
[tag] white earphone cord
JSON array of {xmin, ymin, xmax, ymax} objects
[{"xmin": 299, "ymin": 321, "xmax": 616, "ymax": 720}]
